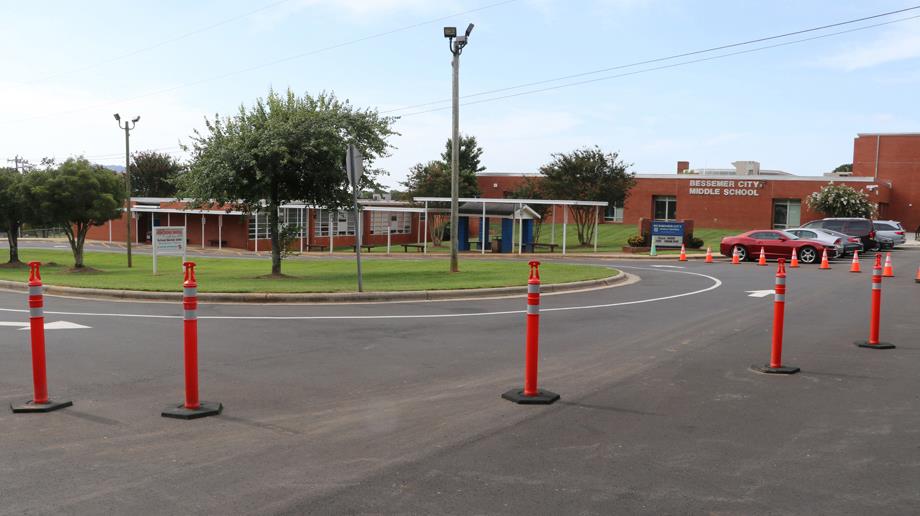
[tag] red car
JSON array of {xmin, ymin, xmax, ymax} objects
[{"xmin": 720, "ymin": 230, "xmax": 838, "ymax": 264}]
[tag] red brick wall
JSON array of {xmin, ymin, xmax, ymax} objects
[{"xmin": 853, "ymin": 134, "xmax": 920, "ymax": 231}]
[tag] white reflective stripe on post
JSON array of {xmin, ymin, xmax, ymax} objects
[
  {"xmin": 774, "ymin": 294, "xmax": 785, "ymax": 302},
  {"xmin": 776, "ymin": 277, "xmax": 786, "ymax": 285},
  {"xmin": 872, "ymin": 283, "xmax": 882, "ymax": 290},
  {"xmin": 29, "ymin": 285, "xmax": 43, "ymax": 296},
  {"xmin": 527, "ymin": 284, "xmax": 539, "ymax": 294},
  {"xmin": 184, "ymin": 310, "xmax": 197, "ymax": 320},
  {"xmin": 527, "ymin": 304, "xmax": 540, "ymax": 315},
  {"xmin": 30, "ymin": 306, "xmax": 44, "ymax": 318},
  {"xmin": 184, "ymin": 287, "xmax": 198, "ymax": 297}
]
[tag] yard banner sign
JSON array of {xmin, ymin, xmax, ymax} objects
[{"xmin": 152, "ymin": 226, "xmax": 187, "ymax": 275}]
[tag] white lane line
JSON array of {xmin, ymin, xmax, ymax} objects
[{"xmin": 0, "ymin": 267, "xmax": 721, "ymax": 321}]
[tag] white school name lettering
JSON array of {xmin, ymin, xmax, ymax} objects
[{"xmin": 689, "ymin": 179, "xmax": 763, "ymax": 195}]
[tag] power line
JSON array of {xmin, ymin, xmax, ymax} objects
[
  {"xmin": 385, "ymin": 4, "xmax": 920, "ymax": 115},
  {"xmin": 6, "ymin": 0, "xmax": 519, "ymax": 126},
  {"xmin": 395, "ymin": 13, "xmax": 920, "ymax": 118},
  {"xmin": 23, "ymin": 0, "xmax": 296, "ymax": 85}
]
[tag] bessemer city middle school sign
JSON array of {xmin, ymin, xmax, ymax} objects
[{"xmin": 688, "ymin": 179, "xmax": 765, "ymax": 196}]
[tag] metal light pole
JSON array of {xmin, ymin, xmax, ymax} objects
[
  {"xmin": 114, "ymin": 113, "xmax": 140, "ymax": 268},
  {"xmin": 444, "ymin": 23, "xmax": 474, "ymax": 273}
]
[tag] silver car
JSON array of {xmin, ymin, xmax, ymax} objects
[
  {"xmin": 873, "ymin": 221, "xmax": 906, "ymax": 249},
  {"xmin": 786, "ymin": 228, "xmax": 845, "ymax": 257}
]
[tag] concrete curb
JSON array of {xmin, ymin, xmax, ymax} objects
[{"xmin": 0, "ymin": 270, "xmax": 626, "ymax": 304}]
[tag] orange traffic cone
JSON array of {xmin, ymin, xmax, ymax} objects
[
  {"xmin": 704, "ymin": 247, "xmax": 713, "ymax": 263},
  {"xmin": 757, "ymin": 247, "xmax": 767, "ymax": 266},
  {"xmin": 914, "ymin": 265, "xmax": 920, "ymax": 283},
  {"xmin": 789, "ymin": 248, "xmax": 799, "ymax": 268},
  {"xmin": 849, "ymin": 250, "xmax": 861, "ymax": 273},
  {"xmin": 679, "ymin": 244, "xmax": 687, "ymax": 262},
  {"xmin": 731, "ymin": 247, "xmax": 740, "ymax": 265},
  {"xmin": 882, "ymin": 252, "xmax": 894, "ymax": 277},
  {"xmin": 819, "ymin": 249, "xmax": 831, "ymax": 269}
]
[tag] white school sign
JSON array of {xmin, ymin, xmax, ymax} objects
[{"xmin": 152, "ymin": 226, "xmax": 187, "ymax": 275}]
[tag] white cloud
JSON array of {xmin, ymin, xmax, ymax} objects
[{"xmin": 822, "ymin": 20, "xmax": 920, "ymax": 71}]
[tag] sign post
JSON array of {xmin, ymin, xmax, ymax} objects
[
  {"xmin": 346, "ymin": 145, "xmax": 365, "ymax": 292},
  {"xmin": 152, "ymin": 226, "xmax": 187, "ymax": 275}
]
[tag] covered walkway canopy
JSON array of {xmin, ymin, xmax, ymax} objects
[{"xmin": 413, "ymin": 197, "xmax": 608, "ymax": 255}]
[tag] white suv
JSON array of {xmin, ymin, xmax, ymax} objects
[{"xmin": 873, "ymin": 220, "xmax": 906, "ymax": 248}]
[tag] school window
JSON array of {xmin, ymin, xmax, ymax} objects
[
  {"xmin": 314, "ymin": 209, "xmax": 356, "ymax": 236},
  {"xmin": 653, "ymin": 196, "xmax": 677, "ymax": 220},
  {"xmin": 772, "ymin": 199, "xmax": 801, "ymax": 230},
  {"xmin": 249, "ymin": 209, "xmax": 307, "ymax": 239},
  {"xmin": 248, "ymin": 211, "xmax": 270, "ymax": 239},
  {"xmin": 370, "ymin": 211, "xmax": 411, "ymax": 235},
  {"xmin": 604, "ymin": 200, "xmax": 624, "ymax": 222}
]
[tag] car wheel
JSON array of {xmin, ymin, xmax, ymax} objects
[
  {"xmin": 798, "ymin": 246, "xmax": 818, "ymax": 264},
  {"xmin": 732, "ymin": 245, "xmax": 748, "ymax": 261}
]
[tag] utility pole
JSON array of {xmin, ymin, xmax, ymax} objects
[
  {"xmin": 443, "ymin": 23, "xmax": 474, "ymax": 274},
  {"xmin": 114, "ymin": 113, "xmax": 140, "ymax": 268},
  {"xmin": 6, "ymin": 155, "xmax": 28, "ymax": 173}
]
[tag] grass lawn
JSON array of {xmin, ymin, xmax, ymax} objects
[
  {"xmin": 405, "ymin": 224, "xmax": 743, "ymax": 254},
  {"xmin": 0, "ymin": 249, "xmax": 615, "ymax": 293}
]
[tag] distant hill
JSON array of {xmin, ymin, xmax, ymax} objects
[{"xmin": 101, "ymin": 164, "xmax": 125, "ymax": 173}]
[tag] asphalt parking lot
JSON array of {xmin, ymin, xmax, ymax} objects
[{"xmin": 1, "ymin": 252, "xmax": 919, "ymax": 515}]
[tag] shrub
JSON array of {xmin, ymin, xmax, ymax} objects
[
  {"xmin": 688, "ymin": 236, "xmax": 704, "ymax": 249},
  {"xmin": 627, "ymin": 234, "xmax": 646, "ymax": 247}
]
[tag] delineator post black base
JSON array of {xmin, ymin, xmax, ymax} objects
[
  {"xmin": 161, "ymin": 401, "xmax": 223, "ymax": 420},
  {"xmin": 750, "ymin": 364, "xmax": 800, "ymax": 375},
  {"xmin": 502, "ymin": 388, "xmax": 560, "ymax": 405},
  {"xmin": 11, "ymin": 399, "xmax": 73, "ymax": 413},
  {"xmin": 855, "ymin": 341, "xmax": 896, "ymax": 350}
]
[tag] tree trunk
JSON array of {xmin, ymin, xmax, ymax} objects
[
  {"xmin": 6, "ymin": 221, "xmax": 20, "ymax": 264},
  {"xmin": 65, "ymin": 225, "xmax": 83, "ymax": 268},
  {"xmin": 269, "ymin": 203, "xmax": 281, "ymax": 276}
]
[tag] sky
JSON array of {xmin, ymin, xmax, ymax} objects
[{"xmin": 2, "ymin": 0, "xmax": 920, "ymax": 188}]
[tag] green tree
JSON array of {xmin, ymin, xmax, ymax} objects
[
  {"xmin": 130, "ymin": 150, "xmax": 184, "ymax": 197},
  {"xmin": 807, "ymin": 183, "xmax": 875, "ymax": 218},
  {"xmin": 23, "ymin": 158, "xmax": 125, "ymax": 268},
  {"xmin": 833, "ymin": 163, "xmax": 853, "ymax": 173},
  {"xmin": 178, "ymin": 89, "xmax": 395, "ymax": 275},
  {"xmin": 0, "ymin": 168, "xmax": 27, "ymax": 265},
  {"xmin": 441, "ymin": 134, "xmax": 486, "ymax": 176},
  {"xmin": 539, "ymin": 146, "xmax": 636, "ymax": 245}
]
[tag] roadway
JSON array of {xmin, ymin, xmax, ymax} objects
[{"xmin": 1, "ymin": 254, "xmax": 918, "ymax": 515}]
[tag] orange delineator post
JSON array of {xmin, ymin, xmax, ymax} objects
[
  {"xmin": 502, "ymin": 261, "xmax": 559, "ymax": 405},
  {"xmin": 11, "ymin": 262, "xmax": 73, "ymax": 413},
  {"xmin": 751, "ymin": 258, "xmax": 799, "ymax": 374},
  {"xmin": 789, "ymin": 248, "xmax": 799, "ymax": 268},
  {"xmin": 856, "ymin": 254, "xmax": 895, "ymax": 349},
  {"xmin": 914, "ymin": 265, "xmax": 920, "ymax": 283},
  {"xmin": 162, "ymin": 262, "xmax": 223, "ymax": 419}
]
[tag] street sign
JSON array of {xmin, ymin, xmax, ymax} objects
[
  {"xmin": 152, "ymin": 226, "xmax": 187, "ymax": 275},
  {"xmin": 345, "ymin": 144, "xmax": 364, "ymax": 188}
]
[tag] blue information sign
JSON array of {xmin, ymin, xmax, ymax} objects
[{"xmin": 651, "ymin": 221, "xmax": 684, "ymax": 248}]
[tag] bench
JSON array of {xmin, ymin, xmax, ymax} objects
[
  {"xmin": 305, "ymin": 244, "xmax": 327, "ymax": 252},
  {"xmin": 351, "ymin": 244, "xmax": 375, "ymax": 253},
  {"xmin": 402, "ymin": 243, "xmax": 426, "ymax": 252},
  {"xmin": 208, "ymin": 239, "xmax": 228, "ymax": 248},
  {"xmin": 530, "ymin": 242, "xmax": 559, "ymax": 253}
]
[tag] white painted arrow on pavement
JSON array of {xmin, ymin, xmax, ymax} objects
[
  {"xmin": 0, "ymin": 321, "xmax": 91, "ymax": 330},
  {"xmin": 745, "ymin": 290, "xmax": 775, "ymax": 298}
]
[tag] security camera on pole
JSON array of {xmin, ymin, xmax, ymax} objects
[
  {"xmin": 443, "ymin": 23, "xmax": 474, "ymax": 274},
  {"xmin": 114, "ymin": 113, "xmax": 140, "ymax": 268},
  {"xmin": 346, "ymin": 144, "xmax": 365, "ymax": 292}
]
